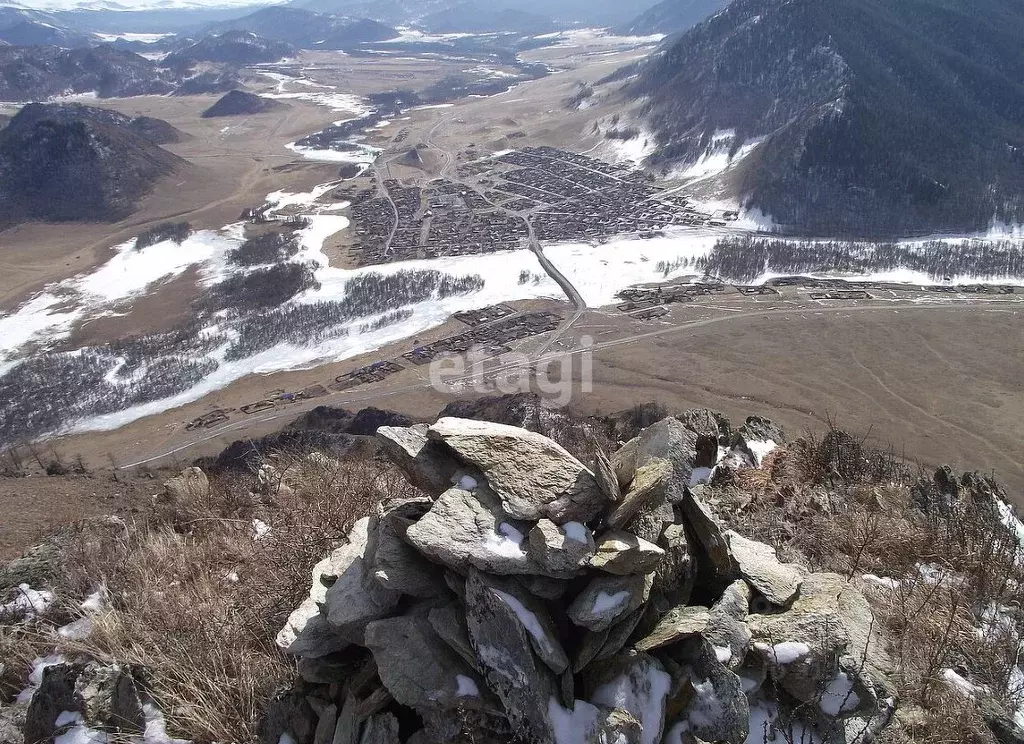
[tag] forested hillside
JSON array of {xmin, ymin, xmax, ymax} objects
[{"xmin": 630, "ymin": 0, "xmax": 1024, "ymax": 236}]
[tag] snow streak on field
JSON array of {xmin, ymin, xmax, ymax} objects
[
  {"xmin": 67, "ymin": 244, "xmax": 560, "ymax": 435},
  {"xmin": 258, "ymin": 71, "xmax": 373, "ymax": 118},
  {"xmin": 544, "ymin": 231, "xmax": 723, "ymax": 307},
  {"xmin": 0, "ymin": 230, "xmax": 239, "ymax": 376}
]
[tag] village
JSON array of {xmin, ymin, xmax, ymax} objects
[{"xmin": 334, "ymin": 146, "xmax": 730, "ymax": 267}]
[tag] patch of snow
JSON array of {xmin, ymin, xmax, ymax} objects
[
  {"xmin": 80, "ymin": 587, "xmax": 107, "ymax": 614},
  {"xmin": 994, "ymin": 497, "xmax": 1024, "ymax": 562},
  {"xmin": 1008, "ymin": 663, "xmax": 1024, "ymax": 730},
  {"xmin": 689, "ymin": 467, "xmax": 715, "ymax": 487},
  {"xmin": 18, "ymin": 654, "xmax": 65, "ymax": 704},
  {"xmin": 562, "ymin": 522, "xmax": 589, "ymax": 544},
  {"xmin": 265, "ymin": 182, "xmax": 341, "ymax": 214},
  {"xmin": 55, "ymin": 723, "xmax": 108, "ymax": 744},
  {"xmin": 93, "ymin": 32, "xmax": 174, "ymax": 43},
  {"xmin": 988, "ymin": 217, "xmax": 1024, "ymax": 239},
  {"xmin": 492, "ymin": 589, "xmax": 553, "ymax": 654},
  {"xmin": 591, "ymin": 661, "xmax": 672, "ymax": 744},
  {"xmin": 457, "ymin": 475, "xmax": 479, "ymax": 491},
  {"xmin": 278, "ymin": 735, "xmax": 297, "ymax": 744},
  {"xmin": 1, "ymin": 584, "xmax": 55, "ymax": 620},
  {"xmin": 141, "ymin": 701, "xmax": 190, "ymax": 744},
  {"xmin": 542, "ymin": 229, "xmax": 723, "ymax": 307},
  {"xmin": 862, "ymin": 574, "xmax": 901, "ymax": 591},
  {"xmin": 56, "ymin": 712, "xmax": 84, "ymax": 728},
  {"xmin": 463, "ymin": 65, "xmax": 518, "ymax": 80},
  {"xmin": 64, "ymin": 243, "xmax": 559, "ymax": 436},
  {"xmin": 384, "ymin": 28, "xmax": 476, "ymax": 44},
  {"xmin": 547, "ymin": 697, "xmax": 602, "ymax": 744},
  {"xmin": 593, "ymin": 590, "xmax": 630, "ymax": 615},
  {"xmin": 819, "ymin": 671, "xmax": 861, "ymax": 715},
  {"xmin": 58, "ymin": 585, "xmax": 109, "ymax": 640},
  {"xmin": 259, "ymin": 72, "xmax": 371, "ymax": 118},
  {"xmin": 287, "ymin": 141, "xmax": 380, "ymax": 166},
  {"xmin": 455, "ymin": 675, "xmax": 479, "ymax": 698},
  {"xmin": 252, "ymin": 519, "xmax": 271, "ymax": 541},
  {"xmin": 598, "ymin": 130, "xmax": 657, "ymax": 166},
  {"xmin": 58, "ymin": 617, "xmax": 95, "ymax": 641},
  {"xmin": 0, "ymin": 229, "xmax": 238, "ymax": 372},
  {"xmin": 545, "ymin": 29, "xmax": 666, "ymax": 49},
  {"xmin": 746, "ymin": 696, "xmax": 822, "ymax": 744},
  {"xmin": 916, "ymin": 563, "xmax": 963, "ymax": 587},
  {"xmin": 484, "ymin": 524, "xmax": 527, "ymax": 559},
  {"xmin": 756, "ymin": 641, "xmax": 811, "ymax": 665},
  {"xmin": 664, "ymin": 721, "xmax": 690, "ymax": 744},
  {"xmin": 738, "ymin": 671, "xmax": 762, "ymax": 695},
  {"xmin": 746, "ymin": 439, "xmax": 777, "ymax": 468},
  {"xmin": 714, "ymin": 645, "xmax": 733, "ymax": 664},
  {"xmin": 942, "ymin": 668, "xmax": 984, "ymax": 698},
  {"xmin": 686, "ymin": 679, "xmax": 726, "ymax": 732},
  {"xmin": 499, "ymin": 523, "xmax": 525, "ymax": 544},
  {"xmin": 670, "ymin": 133, "xmax": 763, "ymax": 185}
]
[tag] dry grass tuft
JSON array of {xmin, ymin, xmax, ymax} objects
[{"xmin": 17, "ymin": 448, "xmax": 416, "ymax": 743}]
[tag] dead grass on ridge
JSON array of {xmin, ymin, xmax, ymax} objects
[
  {"xmin": 718, "ymin": 425, "xmax": 1024, "ymax": 743},
  {"xmin": 1, "ymin": 450, "xmax": 416, "ymax": 743},
  {"xmin": 3, "ymin": 418, "xmax": 1023, "ymax": 743}
]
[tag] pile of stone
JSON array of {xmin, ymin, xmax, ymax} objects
[{"xmin": 276, "ymin": 414, "xmax": 897, "ymax": 744}]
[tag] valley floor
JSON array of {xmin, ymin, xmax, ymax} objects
[{"xmin": 1, "ymin": 33, "xmax": 1023, "ymax": 561}]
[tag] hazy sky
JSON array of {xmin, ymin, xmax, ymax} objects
[{"xmin": 7, "ymin": 0, "xmax": 276, "ymax": 11}]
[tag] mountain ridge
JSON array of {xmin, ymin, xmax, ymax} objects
[
  {"xmin": 629, "ymin": 0, "xmax": 1024, "ymax": 236},
  {"xmin": 616, "ymin": 0, "xmax": 730, "ymax": 36}
]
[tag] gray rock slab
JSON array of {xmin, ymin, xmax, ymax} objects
[
  {"xmin": 405, "ymin": 486, "xmax": 538, "ymax": 575},
  {"xmin": 568, "ymin": 573, "xmax": 653, "ymax": 632},
  {"xmin": 591, "ymin": 530, "xmax": 665, "ymax": 576},
  {"xmin": 468, "ymin": 571, "xmax": 569, "ymax": 675},
  {"xmin": 594, "ymin": 450, "xmax": 622, "ymax": 503},
  {"xmin": 376, "ymin": 425, "xmax": 460, "ymax": 496},
  {"xmin": 528, "ymin": 519, "xmax": 595, "ymax": 578},
  {"xmin": 607, "ymin": 458, "xmax": 673, "ymax": 530},
  {"xmin": 465, "ymin": 569, "xmax": 558, "ymax": 743},
  {"xmin": 725, "ymin": 531, "xmax": 803, "ymax": 606},
  {"xmin": 364, "ymin": 615, "xmax": 487, "ymax": 712},
  {"xmin": 428, "ymin": 417, "xmax": 606, "ymax": 523},
  {"xmin": 324, "ymin": 552, "xmax": 401, "ymax": 644},
  {"xmin": 366, "ymin": 498, "xmax": 447, "ymax": 598},
  {"xmin": 635, "ymin": 606, "xmax": 711, "ymax": 653}
]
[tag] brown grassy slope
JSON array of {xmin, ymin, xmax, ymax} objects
[{"xmin": 1, "ymin": 417, "xmax": 1022, "ymax": 743}]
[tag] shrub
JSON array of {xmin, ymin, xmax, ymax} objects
[
  {"xmin": 229, "ymin": 232, "xmax": 300, "ymax": 267},
  {"xmin": 135, "ymin": 222, "xmax": 192, "ymax": 250}
]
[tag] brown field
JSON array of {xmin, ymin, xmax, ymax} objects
[{"xmin": 43, "ymin": 295, "xmax": 1024, "ymax": 504}]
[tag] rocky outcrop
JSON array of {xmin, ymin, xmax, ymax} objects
[{"xmin": 277, "ymin": 415, "xmax": 896, "ymax": 744}]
